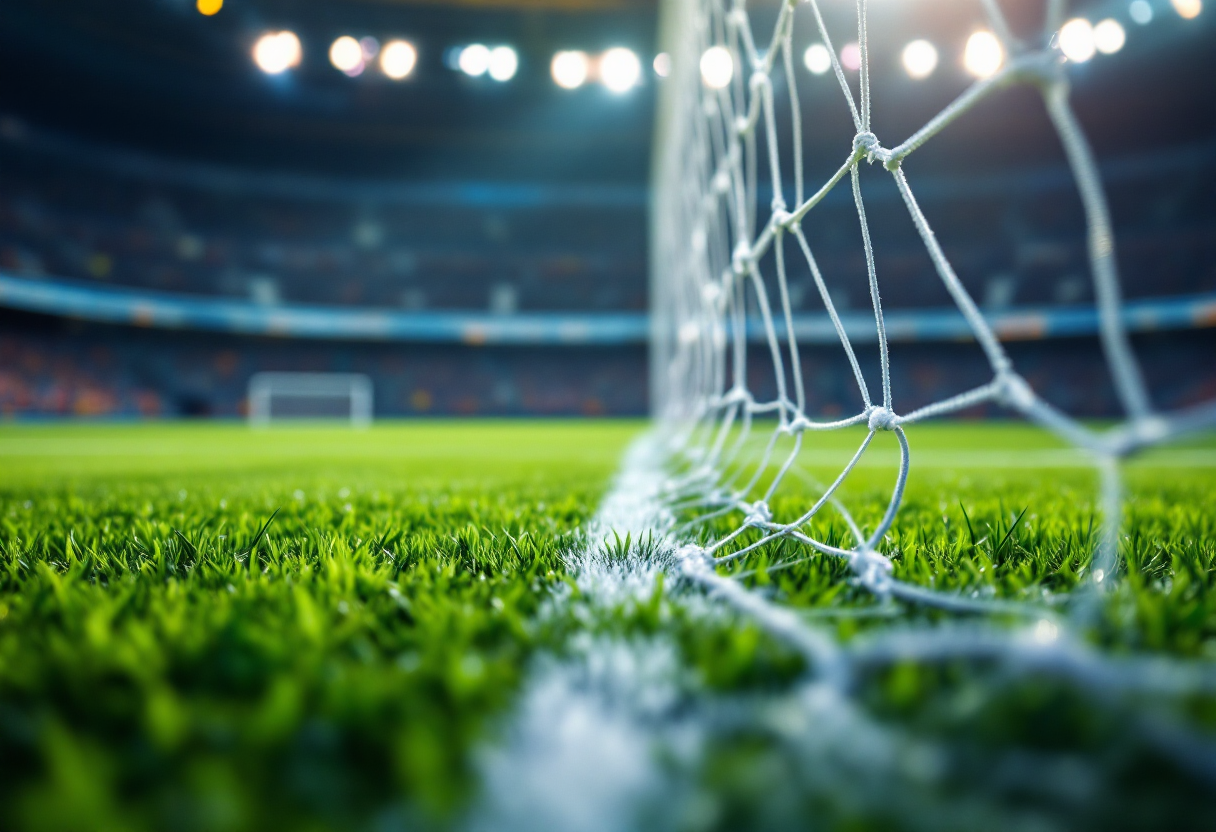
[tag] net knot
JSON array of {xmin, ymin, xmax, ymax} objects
[
  {"xmin": 732, "ymin": 242, "xmax": 752, "ymax": 274},
  {"xmin": 749, "ymin": 71, "xmax": 770, "ymax": 93},
  {"xmin": 995, "ymin": 371, "xmax": 1036, "ymax": 411},
  {"xmin": 771, "ymin": 207, "xmax": 793, "ymax": 230},
  {"xmin": 852, "ymin": 131, "xmax": 892, "ymax": 167},
  {"xmin": 743, "ymin": 501, "xmax": 772, "ymax": 526},
  {"xmin": 867, "ymin": 406, "xmax": 898, "ymax": 432},
  {"xmin": 852, "ymin": 548, "xmax": 894, "ymax": 594}
]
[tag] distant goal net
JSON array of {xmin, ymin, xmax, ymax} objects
[
  {"xmin": 247, "ymin": 372, "xmax": 373, "ymax": 427},
  {"xmin": 648, "ymin": 0, "xmax": 1216, "ymax": 602}
]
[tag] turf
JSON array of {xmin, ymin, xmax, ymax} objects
[{"xmin": 1, "ymin": 420, "xmax": 1214, "ymax": 831}]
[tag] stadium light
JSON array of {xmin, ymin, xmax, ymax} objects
[
  {"xmin": 803, "ymin": 43, "xmax": 831, "ymax": 75},
  {"xmin": 900, "ymin": 39, "xmax": 938, "ymax": 79},
  {"xmin": 653, "ymin": 53, "xmax": 672, "ymax": 77},
  {"xmin": 330, "ymin": 36, "xmax": 364, "ymax": 75},
  {"xmin": 551, "ymin": 51, "xmax": 589, "ymax": 89},
  {"xmin": 1172, "ymin": 0, "xmax": 1203, "ymax": 18},
  {"xmin": 1094, "ymin": 19, "xmax": 1127, "ymax": 54},
  {"xmin": 1129, "ymin": 0, "xmax": 1153, "ymax": 24},
  {"xmin": 963, "ymin": 30, "xmax": 1004, "ymax": 78},
  {"xmin": 840, "ymin": 42, "xmax": 862, "ymax": 72},
  {"xmin": 196, "ymin": 0, "xmax": 222, "ymax": 16},
  {"xmin": 600, "ymin": 47, "xmax": 641, "ymax": 93},
  {"xmin": 1058, "ymin": 18, "xmax": 1096, "ymax": 63},
  {"xmin": 253, "ymin": 31, "xmax": 301, "ymax": 75},
  {"xmin": 700, "ymin": 45, "xmax": 733, "ymax": 89},
  {"xmin": 380, "ymin": 40, "xmax": 417, "ymax": 80},
  {"xmin": 488, "ymin": 46, "xmax": 518, "ymax": 82},
  {"xmin": 459, "ymin": 44, "xmax": 491, "ymax": 77}
]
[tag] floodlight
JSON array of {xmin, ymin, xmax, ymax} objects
[
  {"xmin": 1059, "ymin": 19, "xmax": 1096, "ymax": 63},
  {"xmin": 653, "ymin": 53, "xmax": 672, "ymax": 77},
  {"xmin": 253, "ymin": 31, "xmax": 301, "ymax": 75},
  {"xmin": 963, "ymin": 30, "xmax": 1004, "ymax": 78},
  {"xmin": 196, "ymin": 0, "xmax": 222, "ymax": 16},
  {"xmin": 459, "ymin": 44, "xmax": 491, "ymax": 77},
  {"xmin": 488, "ymin": 46, "xmax": 518, "ymax": 82},
  {"xmin": 1172, "ymin": 0, "xmax": 1202, "ymax": 18},
  {"xmin": 330, "ymin": 36, "xmax": 364, "ymax": 74},
  {"xmin": 1129, "ymin": 0, "xmax": 1153, "ymax": 23},
  {"xmin": 700, "ymin": 45, "xmax": 733, "ymax": 89},
  {"xmin": 552, "ymin": 51, "xmax": 590, "ymax": 89},
  {"xmin": 803, "ymin": 43, "xmax": 831, "ymax": 75},
  {"xmin": 901, "ymin": 39, "xmax": 938, "ymax": 79},
  {"xmin": 600, "ymin": 47, "xmax": 641, "ymax": 93},
  {"xmin": 381, "ymin": 40, "xmax": 417, "ymax": 80},
  {"xmin": 1094, "ymin": 19, "xmax": 1127, "ymax": 54}
]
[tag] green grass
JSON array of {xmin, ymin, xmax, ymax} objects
[{"xmin": 1, "ymin": 420, "xmax": 1214, "ymax": 831}]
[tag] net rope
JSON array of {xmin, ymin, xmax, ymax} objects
[{"xmin": 648, "ymin": 0, "xmax": 1216, "ymax": 747}]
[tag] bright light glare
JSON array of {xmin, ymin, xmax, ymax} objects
[
  {"xmin": 488, "ymin": 46, "xmax": 518, "ymax": 81},
  {"xmin": 963, "ymin": 30, "xmax": 1004, "ymax": 78},
  {"xmin": 380, "ymin": 40, "xmax": 417, "ymax": 79},
  {"xmin": 600, "ymin": 47, "xmax": 641, "ymax": 93},
  {"xmin": 901, "ymin": 39, "xmax": 938, "ymax": 79},
  {"xmin": 803, "ymin": 43, "xmax": 831, "ymax": 75},
  {"xmin": 1058, "ymin": 18, "xmax": 1096, "ymax": 63},
  {"xmin": 197, "ymin": 0, "xmax": 222, "ymax": 15},
  {"xmin": 253, "ymin": 31, "xmax": 301, "ymax": 75},
  {"xmin": 330, "ymin": 36, "xmax": 364, "ymax": 72},
  {"xmin": 1094, "ymin": 19, "xmax": 1127, "ymax": 54},
  {"xmin": 551, "ymin": 51, "xmax": 589, "ymax": 89},
  {"xmin": 1129, "ymin": 0, "xmax": 1153, "ymax": 23},
  {"xmin": 654, "ymin": 53, "xmax": 671, "ymax": 77},
  {"xmin": 1172, "ymin": 0, "xmax": 1203, "ymax": 19},
  {"xmin": 700, "ymin": 45, "xmax": 733, "ymax": 89},
  {"xmin": 840, "ymin": 42, "xmax": 861, "ymax": 72},
  {"xmin": 459, "ymin": 43, "xmax": 491, "ymax": 77}
]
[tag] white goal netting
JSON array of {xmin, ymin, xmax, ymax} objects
[{"xmin": 648, "ymin": 0, "xmax": 1216, "ymax": 687}]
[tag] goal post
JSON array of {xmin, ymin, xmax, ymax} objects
[{"xmin": 247, "ymin": 372, "xmax": 373, "ymax": 428}]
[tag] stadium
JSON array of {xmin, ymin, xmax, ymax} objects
[{"xmin": 0, "ymin": 0, "xmax": 1214, "ymax": 829}]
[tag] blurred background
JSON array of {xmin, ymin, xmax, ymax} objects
[{"xmin": 0, "ymin": 0, "xmax": 1212, "ymax": 420}]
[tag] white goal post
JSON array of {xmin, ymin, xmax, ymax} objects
[{"xmin": 247, "ymin": 372, "xmax": 373, "ymax": 427}]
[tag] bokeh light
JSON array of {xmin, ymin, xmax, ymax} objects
[
  {"xmin": 1129, "ymin": 0, "xmax": 1153, "ymax": 24},
  {"xmin": 653, "ymin": 53, "xmax": 671, "ymax": 78},
  {"xmin": 253, "ymin": 31, "xmax": 301, "ymax": 75},
  {"xmin": 1172, "ymin": 0, "xmax": 1203, "ymax": 19},
  {"xmin": 459, "ymin": 44, "xmax": 491, "ymax": 77},
  {"xmin": 196, "ymin": 0, "xmax": 222, "ymax": 16},
  {"xmin": 963, "ymin": 30, "xmax": 1004, "ymax": 78},
  {"xmin": 1094, "ymin": 19, "xmax": 1127, "ymax": 54},
  {"xmin": 552, "ymin": 51, "xmax": 589, "ymax": 89},
  {"xmin": 700, "ymin": 46, "xmax": 733, "ymax": 89},
  {"xmin": 803, "ymin": 43, "xmax": 831, "ymax": 75},
  {"xmin": 840, "ymin": 42, "xmax": 862, "ymax": 72},
  {"xmin": 1059, "ymin": 18, "xmax": 1096, "ymax": 63},
  {"xmin": 380, "ymin": 40, "xmax": 417, "ymax": 80},
  {"xmin": 488, "ymin": 46, "xmax": 518, "ymax": 82},
  {"xmin": 600, "ymin": 47, "xmax": 641, "ymax": 93},
  {"xmin": 330, "ymin": 36, "xmax": 364, "ymax": 74},
  {"xmin": 901, "ymin": 39, "xmax": 938, "ymax": 79}
]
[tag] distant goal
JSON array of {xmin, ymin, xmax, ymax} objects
[{"xmin": 247, "ymin": 372, "xmax": 373, "ymax": 427}]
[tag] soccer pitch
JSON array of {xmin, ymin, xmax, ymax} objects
[{"xmin": 1, "ymin": 421, "xmax": 1214, "ymax": 830}]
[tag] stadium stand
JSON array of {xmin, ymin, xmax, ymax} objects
[{"xmin": 0, "ymin": 0, "xmax": 1212, "ymax": 418}]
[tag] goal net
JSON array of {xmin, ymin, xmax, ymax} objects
[
  {"xmin": 247, "ymin": 372, "xmax": 373, "ymax": 427},
  {"xmin": 649, "ymin": 0, "xmax": 1216, "ymax": 614}
]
